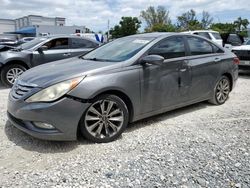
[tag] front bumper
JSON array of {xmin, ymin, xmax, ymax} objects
[{"xmin": 7, "ymin": 94, "xmax": 91, "ymax": 141}]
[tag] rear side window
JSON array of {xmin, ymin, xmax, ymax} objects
[
  {"xmin": 194, "ymin": 32, "xmax": 211, "ymax": 40},
  {"xmin": 148, "ymin": 37, "xmax": 186, "ymax": 59},
  {"xmin": 211, "ymin": 33, "xmax": 222, "ymax": 40},
  {"xmin": 71, "ymin": 38, "xmax": 98, "ymax": 49},
  {"xmin": 44, "ymin": 38, "xmax": 69, "ymax": 50},
  {"xmin": 212, "ymin": 44, "xmax": 224, "ymax": 53},
  {"xmin": 187, "ymin": 37, "xmax": 213, "ymax": 55}
]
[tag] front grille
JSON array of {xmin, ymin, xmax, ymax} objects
[{"xmin": 11, "ymin": 81, "xmax": 36, "ymax": 100}]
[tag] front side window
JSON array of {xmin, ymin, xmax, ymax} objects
[
  {"xmin": 43, "ymin": 38, "xmax": 69, "ymax": 50},
  {"xmin": 148, "ymin": 37, "xmax": 186, "ymax": 59},
  {"xmin": 71, "ymin": 38, "xmax": 98, "ymax": 49},
  {"xmin": 187, "ymin": 37, "xmax": 213, "ymax": 55},
  {"xmin": 83, "ymin": 37, "xmax": 154, "ymax": 62}
]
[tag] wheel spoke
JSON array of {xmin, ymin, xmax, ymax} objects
[
  {"xmin": 89, "ymin": 106, "xmax": 102, "ymax": 116},
  {"xmin": 100, "ymin": 101, "xmax": 105, "ymax": 113},
  {"xmin": 109, "ymin": 116, "xmax": 124, "ymax": 122},
  {"xmin": 109, "ymin": 109, "xmax": 121, "ymax": 117},
  {"xmin": 108, "ymin": 120, "xmax": 118, "ymax": 132},
  {"xmin": 87, "ymin": 120, "xmax": 101, "ymax": 132},
  {"xmin": 95, "ymin": 123, "xmax": 104, "ymax": 137},
  {"xmin": 85, "ymin": 115, "xmax": 100, "ymax": 121},
  {"xmin": 106, "ymin": 101, "xmax": 114, "ymax": 114}
]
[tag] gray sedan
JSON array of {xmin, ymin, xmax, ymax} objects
[
  {"xmin": 7, "ymin": 33, "xmax": 238, "ymax": 143},
  {"xmin": 0, "ymin": 35, "xmax": 99, "ymax": 87}
]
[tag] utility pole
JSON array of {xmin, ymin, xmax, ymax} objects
[{"xmin": 107, "ymin": 19, "xmax": 110, "ymax": 42}]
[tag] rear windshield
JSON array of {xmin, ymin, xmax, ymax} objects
[{"xmin": 211, "ymin": 33, "xmax": 222, "ymax": 40}]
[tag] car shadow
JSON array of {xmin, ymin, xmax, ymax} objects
[
  {"xmin": 126, "ymin": 101, "xmax": 210, "ymax": 133},
  {"xmin": 4, "ymin": 121, "xmax": 88, "ymax": 153},
  {"xmin": 5, "ymin": 101, "xmax": 210, "ymax": 153}
]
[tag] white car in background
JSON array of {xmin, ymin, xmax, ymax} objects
[
  {"xmin": 182, "ymin": 30, "xmax": 223, "ymax": 46},
  {"xmin": 232, "ymin": 40, "xmax": 250, "ymax": 69}
]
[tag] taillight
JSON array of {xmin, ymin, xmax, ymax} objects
[{"xmin": 233, "ymin": 57, "xmax": 240, "ymax": 65}]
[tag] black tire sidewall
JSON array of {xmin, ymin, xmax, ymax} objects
[
  {"xmin": 80, "ymin": 94, "xmax": 129, "ymax": 143},
  {"xmin": 0, "ymin": 64, "xmax": 26, "ymax": 87}
]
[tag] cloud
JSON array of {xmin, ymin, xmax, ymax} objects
[{"xmin": 0, "ymin": 0, "xmax": 249, "ymax": 32}]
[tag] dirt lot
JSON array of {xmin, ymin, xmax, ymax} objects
[{"xmin": 0, "ymin": 72, "xmax": 249, "ymax": 188}]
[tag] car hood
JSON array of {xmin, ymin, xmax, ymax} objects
[
  {"xmin": 19, "ymin": 57, "xmax": 121, "ymax": 88},
  {"xmin": 232, "ymin": 45, "xmax": 250, "ymax": 51}
]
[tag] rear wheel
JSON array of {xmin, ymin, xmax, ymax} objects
[
  {"xmin": 80, "ymin": 95, "xmax": 129, "ymax": 143},
  {"xmin": 1, "ymin": 64, "xmax": 27, "ymax": 87},
  {"xmin": 209, "ymin": 76, "xmax": 231, "ymax": 105}
]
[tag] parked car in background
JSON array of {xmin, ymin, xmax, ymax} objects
[
  {"xmin": 7, "ymin": 33, "xmax": 238, "ymax": 143},
  {"xmin": 72, "ymin": 33, "xmax": 106, "ymax": 43},
  {"xmin": 232, "ymin": 39, "xmax": 250, "ymax": 69},
  {"xmin": 0, "ymin": 38, "xmax": 17, "ymax": 46},
  {"xmin": 182, "ymin": 30, "xmax": 223, "ymax": 46},
  {"xmin": 221, "ymin": 33, "xmax": 244, "ymax": 50},
  {"xmin": 0, "ymin": 35, "xmax": 100, "ymax": 87}
]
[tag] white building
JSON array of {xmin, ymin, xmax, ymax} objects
[{"xmin": 0, "ymin": 15, "xmax": 86, "ymax": 39}]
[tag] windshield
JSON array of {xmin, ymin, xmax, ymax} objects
[
  {"xmin": 83, "ymin": 37, "xmax": 154, "ymax": 62},
  {"xmin": 211, "ymin": 32, "xmax": 222, "ymax": 40},
  {"xmin": 20, "ymin": 37, "xmax": 47, "ymax": 50}
]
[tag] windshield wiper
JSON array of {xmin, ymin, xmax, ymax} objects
[{"xmin": 81, "ymin": 57, "xmax": 109, "ymax": 62}]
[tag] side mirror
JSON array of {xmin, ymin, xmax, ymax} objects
[
  {"xmin": 37, "ymin": 45, "xmax": 48, "ymax": 53},
  {"xmin": 140, "ymin": 55, "xmax": 164, "ymax": 66}
]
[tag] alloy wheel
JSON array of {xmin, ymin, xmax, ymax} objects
[
  {"xmin": 6, "ymin": 68, "xmax": 25, "ymax": 84},
  {"xmin": 216, "ymin": 78, "xmax": 230, "ymax": 103},
  {"xmin": 84, "ymin": 99, "xmax": 124, "ymax": 139}
]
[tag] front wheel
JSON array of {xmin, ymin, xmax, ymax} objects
[
  {"xmin": 80, "ymin": 95, "xmax": 129, "ymax": 143},
  {"xmin": 209, "ymin": 76, "xmax": 231, "ymax": 105},
  {"xmin": 1, "ymin": 64, "xmax": 27, "ymax": 87}
]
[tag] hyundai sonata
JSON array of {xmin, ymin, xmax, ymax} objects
[{"xmin": 7, "ymin": 33, "xmax": 238, "ymax": 143}]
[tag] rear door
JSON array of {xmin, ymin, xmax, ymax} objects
[
  {"xmin": 32, "ymin": 38, "xmax": 71, "ymax": 66},
  {"xmin": 185, "ymin": 36, "xmax": 224, "ymax": 101},
  {"xmin": 69, "ymin": 38, "xmax": 99, "ymax": 57}
]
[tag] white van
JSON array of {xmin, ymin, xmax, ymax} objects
[{"xmin": 182, "ymin": 30, "xmax": 223, "ymax": 46}]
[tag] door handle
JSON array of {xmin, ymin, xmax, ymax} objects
[
  {"xmin": 214, "ymin": 57, "xmax": 221, "ymax": 62},
  {"xmin": 63, "ymin": 53, "xmax": 71, "ymax": 56},
  {"xmin": 180, "ymin": 68, "xmax": 187, "ymax": 72}
]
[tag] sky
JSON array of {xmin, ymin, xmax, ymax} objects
[{"xmin": 0, "ymin": 0, "xmax": 250, "ymax": 32}]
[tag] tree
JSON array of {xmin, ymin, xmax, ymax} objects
[
  {"xmin": 210, "ymin": 23, "xmax": 236, "ymax": 33},
  {"xmin": 234, "ymin": 17, "xmax": 249, "ymax": 32},
  {"xmin": 201, "ymin": 11, "xmax": 213, "ymax": 29},
  {"xmin": 151, "ymin": 23, "xmax": 176, "ymax": 32},
  {"xmin": 177, "ymin": 9, "xmax": 201, "ymax": 31},
  {"xmin": 140, "ymin": 6, "xmax": 171, "ymax": 31},
  {"xmin": 109, "ymin": 17, "xmax": 141, "ymax": 39}
]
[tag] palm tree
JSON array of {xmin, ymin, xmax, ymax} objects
[{"xmin": 234, "ymin": 17, "xmax": 249, "ymax": 31}]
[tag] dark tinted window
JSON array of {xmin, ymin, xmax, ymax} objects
[
  {"xmin": 44, "ymin": 38, "xmax": 69, "ymax": 50},
  {"xmin": 212, "ymin": 44, "xmax": 224, "ymax": 53},
  {"xmin": 227, "ymin": 34, "xmax": 242, "ymax": 46},
  {"xmin": 187, "ymin": 37, "xmax": 213, "ymax": 55},
  {"xmin": 195, "ymin": 32, "xmax": 211, "ymax": 40},
  {"xmin": 71, "ymin": 38, "xmax": 98, "ymax": 48},
  {"xmin": 149, "ymin": 37, "xmax": 186, "ymax": 59}
]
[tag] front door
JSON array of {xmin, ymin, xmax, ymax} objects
[
  {"xmin": 32, "ymin": 38, "xmax": 71, "ymax": 67},
  {"xmin": 140, "ymin": 36, "xmax": 191, "ymax": 114}
]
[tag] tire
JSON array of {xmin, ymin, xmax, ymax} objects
[
  {"xmin": 209, "ymin": 76, "xmax": 231, "ymax": 105},
  {"xmin": 80, "ymin": 94, "xmax": 129, "ymax": 143},
  {"xmin": 0, "ymin": 64, "xmax": 27, "ymax": 87}
]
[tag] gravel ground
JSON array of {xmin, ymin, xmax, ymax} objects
[{"xmin": 0, "ymin": 72, "xmax": 250, "ymax": 188}]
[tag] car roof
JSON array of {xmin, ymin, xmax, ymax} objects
[
  {"xmin": 38, "ymin": 35, "xmax": 100, "ymax": 44},
  {"xmin": 126, "ymin": 32, "xmax": 176, "ymax": 38}
]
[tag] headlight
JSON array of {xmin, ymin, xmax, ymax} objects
[{"xmin": 26, "ymin": 77, "xmax": 84, "ymax": 103}]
